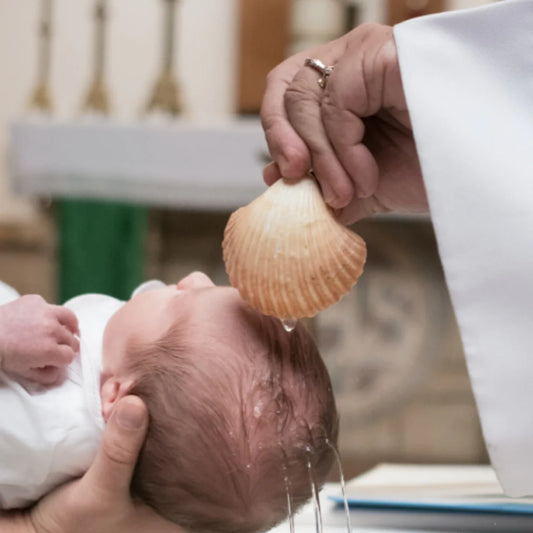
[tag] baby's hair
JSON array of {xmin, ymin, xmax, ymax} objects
[{"xmin": 128, "ymin": 305, "xmax": 338, "ymax": 533}]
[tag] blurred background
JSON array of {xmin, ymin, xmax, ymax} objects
[{"xmin": 1, "ymin": 0, "xmax": 497, "ymax": 479}]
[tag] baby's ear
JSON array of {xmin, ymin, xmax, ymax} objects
[{"xmin": 100, "ymin": 376, "xmax": 135, "ymax": 423}]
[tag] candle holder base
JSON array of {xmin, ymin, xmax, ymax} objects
[
  {"xmin": 145, "ymin": 70, "xmax": 183, "ymax": 116},
  {"xmin": 82, "ymin": 79, "xmax": 110, "ymax": 115},
  {"xmin": 29, "ymin": 83, "xmax": 53, "ymax": 112}
]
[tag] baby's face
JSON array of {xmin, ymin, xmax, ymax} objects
[{"xmin": 102, "ymin": 272, "xmax": 248, "ymax": 377}]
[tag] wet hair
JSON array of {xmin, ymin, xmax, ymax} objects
[{"xmin": 128, "ymin": 304, "xmax": 338, "ymax": 533}]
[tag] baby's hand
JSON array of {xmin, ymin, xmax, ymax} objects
[{"xmin": 0, "ymin": 295, "xmax": 80, "ymax": 385}]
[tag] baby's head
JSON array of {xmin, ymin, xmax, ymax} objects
[{"xmin": 101, "ymin": 272, "xmax": 338, "ymax": 533}]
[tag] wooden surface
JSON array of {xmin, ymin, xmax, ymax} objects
[
  {"xmin": 237, "ymin": 0, "xmax": 291, "ymax": 114},
  {"xmin": 387, "ymin": 0, "xmax": 445, "ymax": 25}
]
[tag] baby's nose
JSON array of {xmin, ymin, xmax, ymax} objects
[{"xmin": 176, "ymin": 271, "xmax": 215, "ymax": 290}]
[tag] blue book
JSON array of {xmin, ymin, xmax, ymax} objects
[{"xmin": 330, "ymin": 464, "xmax": 533, "ymax": 515}]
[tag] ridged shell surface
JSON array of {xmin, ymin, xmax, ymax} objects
[{"xmin": 222, "ymin": 177, "xmax": 367, "ymax": 319}]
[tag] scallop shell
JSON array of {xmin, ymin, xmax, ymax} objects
[{"xmin": 222, "ymin": 176, "xmax": 366, "ymax": 319}]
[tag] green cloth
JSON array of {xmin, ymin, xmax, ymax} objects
[{"xmin": 58, "ymin": 200, "xmax": 147, "ymax": 303}]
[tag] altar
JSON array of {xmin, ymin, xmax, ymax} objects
[{"xmin": 11, "ymin": 117, "xmax": 267, "ymax": 210}]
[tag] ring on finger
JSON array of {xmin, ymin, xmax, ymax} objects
[{"xmin": 304, "ymin": 57, "xmax": 334, "ymax": 89}]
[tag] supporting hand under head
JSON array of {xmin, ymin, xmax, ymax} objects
[
  {"xmin": 0, "ymin": 295, "xmax": 80, "ymax": 385},
  {"xmin": 1, "ymin": 396, "xmax": 184, "ymax": 533},
  {"xmin": 261, "ymin": 23, "xmax": 428, "ymax": 224}
]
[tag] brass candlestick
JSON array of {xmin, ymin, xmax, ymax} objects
[
  {"xmin": 145, "ymin": 0, "xmax": 183, "ymax": 115},
  {"xmin": 30, "ymin": 0, "xmax": 53, "ymax": 112},
  {"xmin": 82, "ymin": 0, "xmax": 110, "ymax": 114}
]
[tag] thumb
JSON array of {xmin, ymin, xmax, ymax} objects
[{"xmin": 82, "ymin": 395, "xmax": 148, "ymax": 496}]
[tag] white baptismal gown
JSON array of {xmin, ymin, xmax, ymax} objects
[{"xmin": 0, "ymin": 279, "xmax": 164, "ymax": 508}]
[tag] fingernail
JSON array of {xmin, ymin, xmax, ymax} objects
[
  {"xmin": 327, "ymin": 195, "xmax": 343, "ymax": 208},
  {"xmin": 116, "ymin": 400, "xmax": 144, "ymax": 430},
  {"xmin": 319, "ymin": 180, "xmax": 332, "ymax": 200},
  {"xmin": 277, "ymin": 158, "xmax": 289, "ymax": 178},
  {"xmin": 263, "ymin": 162, "xmax": 280, "ymax": 185},
  {"xmin": 322, "ymin": 184, "xmax": 341, "ymax": 208}
]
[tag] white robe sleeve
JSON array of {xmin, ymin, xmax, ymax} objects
[{"xmin": 394, "ymin": 0, "xmax": 533, "ymax": 496}]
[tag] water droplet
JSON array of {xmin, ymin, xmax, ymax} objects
[
  {"xmin": 285, "ymin": 474, "xmax": 295, "ymax": 533},
  {"xmin": 306, "ymin": 450, "xmax": 323, "ymax": 533},
  {"xmin": 327, "ymin": 440, "xmax": 352, "ymax": 533},
  {"xmin": 281, "ymin": 318, "xmax": 297, "ymax": 332},
  {"xmin": 254, "ymin": 402, "xmax": 263, "ymax": 418}
]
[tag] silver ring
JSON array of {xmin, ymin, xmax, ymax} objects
[{"xmin": 304, "ymin": 57, "xmax": 334, "ymax": 89}]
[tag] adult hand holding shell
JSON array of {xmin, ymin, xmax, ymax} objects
[{"xmin": 261, "ymin": 24, "xmax": 428, "ymax": 225}]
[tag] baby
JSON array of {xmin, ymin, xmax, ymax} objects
[{"xmin": 0, "ymin": 272, "xmax": 338, "ymax": 532}]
